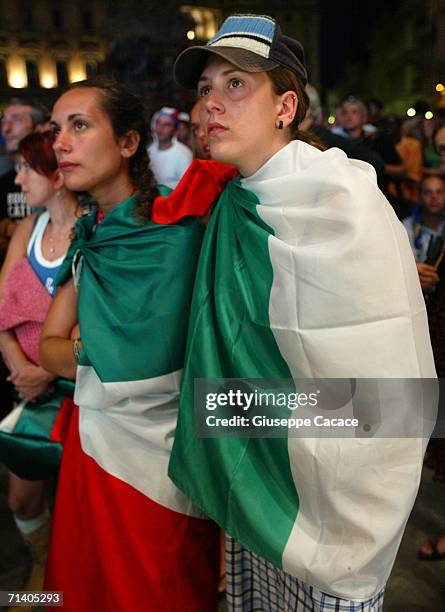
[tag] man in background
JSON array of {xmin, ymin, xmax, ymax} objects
[
  {"xmin": 338, "ymin": 96, "xmax": 404, "ymax": 195},
  {"xmin": 0, "ymin": 99, "xmax": 47, "ymax": 255},
  {"xmin": 190, "ymin": 100, "xmax": 210, "ymax": 160},
  {"xmin": 177, "ymin": 111, "xmax": 192, "ymax": 149},
  {"xmin": 148, "ymin": 106, "xmax": 192, "ymax": 189},
  {"xmin": 403, "ymin": 175, "xmax": 445, "ymax": 291}
]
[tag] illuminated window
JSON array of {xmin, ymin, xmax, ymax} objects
[
  {"xmin": 68, "ymin": 57, "xmax": 87, "ymax": 83},
  {"xmin": 7, "ymin": 56, "xmax": 28, "ymax": 88},
  {"xmin": 180, "ymin": 6, "xmax": 221, "ymax": 40},
  {"xmin": 39, "ymin": 60, "xmax": 58, "ymax": 88}
]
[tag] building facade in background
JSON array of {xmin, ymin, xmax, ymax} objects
[
  {"xmin": 0, "ymin": 0, "xmax": 320, "ymax": 112},
  {"xmin": 0, "ymin": 0, "xmax": 108, "ymax": 105}
]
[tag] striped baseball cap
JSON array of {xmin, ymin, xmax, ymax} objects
[{"xmin": 174, "ymin": 14, "xmax": 307, "ymax": 88}]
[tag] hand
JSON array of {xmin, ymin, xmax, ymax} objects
[
  {"xmin": 8, "ymin": 363, "xmax": 55, "ymax": 402},
  {"xmin": 416, "ymin": 263, "xmax": 440, "ymax": 290}
]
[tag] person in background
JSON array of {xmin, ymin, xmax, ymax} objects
[
  {"xmin": 0, "ymin": 100, "xmax": 47, "ymax": 254},
  {"xmin": 338, "ymin": 96, "xmax": 405, "ymax": 194},
  {"xmin": 330, "ymin": 102, "xmax": 348, "ymax": 137},
  {"xmin": 190, "ymin": 99, "xmax": 211, "ymax": 160},
  {"xmin": 403, "ymin": 176, "xmax": 445, "ymax": 294},
  {"xmin": 301, "ymin": 85, "xmax": 386, "ymax": 182},
  {"xmin": 0, "ymin": 133, "xmax": 12, "ymax": 178},
  {"xmin": 148, "ymin": 106, "xmax": 192, "ymax": 188},
  {"xmin": 177, "ymin": 111, "xmax": 192, "ymax": 148},
  {"xmin": 0, "ymin": 101, "xmax": 48, "ymax": 457},
  {"xmin": 380, "ymin": 114, "xmax": 423, "ymax": 210},
  {"xmin": 432, "ymin": 123, "xmax": 445, "ymax": 175},
  {"xmin": 366, "ymin": 97, "xmax": 383, "ymax": 127},
  {"xmin": 420, "ymin": 117, "xmax": 443, "ymax": 174},
  {"xmin": 0, "ymin": 131, "xmax": 78, "ymax": 606},
  {"xmin": 402, "ymin": 173, "xmax": 445, "ymax": 563}
]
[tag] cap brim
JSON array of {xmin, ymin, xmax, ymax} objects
[{"xmin": 174, "ymin": 46, "xmax": 279, "ymax": 89}]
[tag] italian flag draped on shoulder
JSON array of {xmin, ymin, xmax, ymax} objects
[
  {"xmin": 44, "ymin": 164, "xmax": 236, "ymax": 612},
  {"xmin": 169, "ymin": 140, "xmax": 437, "ymax": 602}
]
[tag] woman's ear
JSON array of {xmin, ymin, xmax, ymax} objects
[
  {"xmin": 119, "ymin": 130, "xmax": 141, "ymax": 158},
  {"xmin": 276, "ymin": 91, "xmax": 298, "ymax": 129},
  {"xmin": 53, "ymin": 169, "xmax": 64, "ymax": 190}
]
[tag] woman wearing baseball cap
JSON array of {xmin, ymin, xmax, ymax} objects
[{"xmin": 169, "ymin": 13, "xmax": 436, "ymax": 612}]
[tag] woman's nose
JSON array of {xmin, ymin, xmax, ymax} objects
[
  {"xmin": 14, "ymin": 168, "xmax": 24, "ymax": 185},
  {"xmin": 52, "ymin": 129, "xmax": 71, "ymax": 153},
  {"xmin": 204, "ymin": 90, "xmax": 224, "ymax": 115}
]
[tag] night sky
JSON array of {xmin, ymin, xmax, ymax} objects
[{"xmin": 320, "ymin": 0, "xmax": 402, "ymax": 90}]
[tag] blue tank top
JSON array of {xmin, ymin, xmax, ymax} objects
[{"xmin": 27, "ymin": 212, "xmax": 65, "ymax": 296}]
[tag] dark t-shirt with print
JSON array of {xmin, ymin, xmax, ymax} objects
[
  {"xmin": 0, "ymin": 168, "xmax": 31, "ymax": 261},
  {"xmin": 0, "ymin": 168, "xmax": 30, "ymax": 222}
]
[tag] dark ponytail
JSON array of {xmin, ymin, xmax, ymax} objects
[{"xmin": 65, "ymin": 76, "xmax": 157, "ymax": 220}]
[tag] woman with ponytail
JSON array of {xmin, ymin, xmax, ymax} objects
[
  {"xmin": 168, "ymin": 14, "xmax": 436, "ymax": 612},
  {"xmin": 39, "ymin": 77, "xmax": 232, "ymax": 611}
]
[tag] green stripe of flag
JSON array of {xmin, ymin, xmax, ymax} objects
[
  {"xmin": 169, "ymin": 177, "xmax": 299, "ymax": 567},
  {"xmin": 0, "ymin": 379, "xmax": 74, "ymax": 480},
  {"xmin": 58, "ymin": 193, "xmax": 204, "ymax": 383}
]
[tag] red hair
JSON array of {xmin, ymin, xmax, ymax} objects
[{"xmin": 18, "ymin": 131, "xmax": 58, "ymax": 178}]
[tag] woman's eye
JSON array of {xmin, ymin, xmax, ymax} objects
[
  {"xmin": 74, "ymin": 120, "xmax": 87, "ymax": 131},
  {"xmin": 19, "ymin": 161, "xmax": 31, "ymax": 172},
  {"xmin": 229, "ymin": 78, "xmax": 243, "ymax": 89},
  {"xmin": 199, "ymin": 85, "xmax": 211, "ymax": 97}
]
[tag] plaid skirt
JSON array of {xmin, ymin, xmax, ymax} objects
[{"xmin": 225, "ymin": 536, "xmax": 385, "ymax": 612}]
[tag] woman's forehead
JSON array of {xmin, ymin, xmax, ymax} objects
[
  {"xmin": 200, "ymin": 55, "xmax": 244, "ymax": 78},
  {"xmin": 52, "ymin": 88, "xmax": 102, "ymax": 121}
]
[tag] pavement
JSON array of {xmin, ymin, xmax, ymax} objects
[{"xmin": 1, "ymin": 464, "xmax": 445, "ymax": 611}]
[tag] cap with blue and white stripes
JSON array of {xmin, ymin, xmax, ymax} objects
[{"xmin": 174, "ymin": 14, "xmax": 307, "ymax": 89}]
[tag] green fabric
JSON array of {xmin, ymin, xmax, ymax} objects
[
  {"xmin": 0, "ymin": 379, "xmax": 74, "ymax": 480},
  {"xmin": 424, "ymin": 144, "xmax": 441, "ymax": 169},
  {"xmin": 169, "ymin": 178, "xmax": 299, "ymax": 568},
  {"xmin": 57, "ymin": 193, "xmax": 204, "ymax": 383}
]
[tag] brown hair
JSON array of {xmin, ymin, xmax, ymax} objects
[
  {"xmin": 267, "ymin": 67, "xmax": 324, "ymax": 151},
  {"xmin": 65, "ymin": 77, "xmax": 157, "ymax": 220}
]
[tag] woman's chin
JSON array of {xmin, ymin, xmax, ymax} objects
[
  {"xmin": 63, "ymin": 177, "xmax": 89, "ymax": 192},
  {"xmin": 210, "ymin": 146, "xmax": 236, "ymax": 167}
]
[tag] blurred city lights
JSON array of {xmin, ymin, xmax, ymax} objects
[
  {"xmin": 436, "ymin": 83, "xmax": 444, "ymax": 92},
  {"xmin": 407, "ymin": 108, "xmax": 416, "ymax": 117},
  {"xmin": 187, "ymin": 30, "xmax": 196, "ymax": 40},
  {"xmin": 41, "ymin": 74, "xmax": 57, "ymax": 88},
  {"xmin": 39, "ymin": 57, "xmax": 57, "ymax": 88},
  {"xmin": 327, "ymin": 115, "xmax": 335, "ymax": 125},
  {"xmin": 68, "ymin": 57, "xmax": 87, "ymax": 83},
  {"xmin": 425, "ymin": 111, "xmax": 434, "ymax": 120},
  {"xmin": 7, "ymin": 56, "xmax": 28, "ymax": 88}
]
